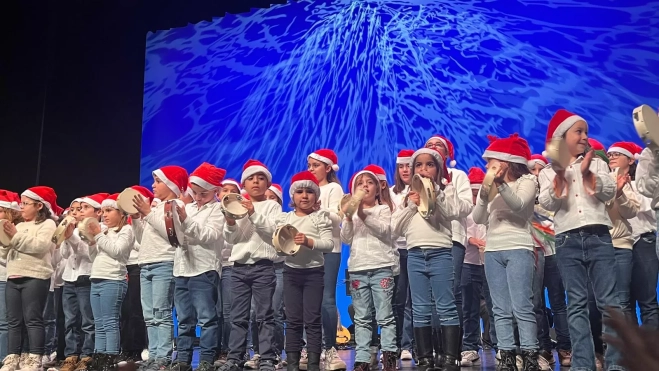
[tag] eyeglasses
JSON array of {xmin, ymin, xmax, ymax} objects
[
  {"xmin": 607, "ymin": 152, "xmax": 623, "ymax": 159},
  {"xmin": 20, "ymin": 202, "xmax": 38, "ymax": 207}
]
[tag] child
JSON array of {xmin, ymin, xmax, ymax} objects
[
  {"xmin": 0, "ymin": 186, "xmax": 58, "ymax": 371},
  {"xmin": 265, "ymin": 185, "xmax": 283, "ymax": 205},
  {"xmin": 219, "ymin": 160, "xmax": 281, "ymax": 371},
  {"xmin": 537, "ymin": 109, "xmax": 623, "ymax": 371},
  {"xmin": 131, "ymin": 165, "xmax": 189, "ymax": 371},
  {"xmin": 391, "ymin": 147, "xmax": 461, "ymax": 371},
  {"xmin": 0, "ymin": 190, "xmax": 23, "ymax": 363},
  {"xmin": 472, "ymin": 134, "xmax": 538, "ymax": 370},
  {"xmin": 341, "ymin": 169, "xmax": 397, "ymax": 371},
  {"xmin": 274, "ymin": 171, "xmax": 334, "ymax": 371},
  {"xmin": 170, "ymin": 163, "xmax": 226, "ymax": 371},
  {"xmin": 87, "ymin": 193, "xmax": 135, "ymax": 368}
]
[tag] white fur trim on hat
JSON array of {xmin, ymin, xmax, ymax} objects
[
  {"xmin": 222, "ymin": 180, "xmax": 242, "ymax": 191},
  {"xmin": 607, "ymin": 146, "xmax": 633, "ymax": 160},
  {"xmin": 153, "ymin": 169, "xmax": 182, "ymax": 197},
  {"xmin": 70, "ymin": 198, "xmax": 82, "ymax": 206},
  {"xmin": 375, "ymin": 174, "xmax": 387, "ymax": 182},
  {"xmin": 241, "ymin": 166, "xmax": 272, "ymax": 183},
  {"xmin": 22, "ymin": 189, "xmax": 54, "ymax": 214},
  {"xmin": 396, "ymin": 157, "xmax": 412, "ymax": 165},
  {"xmin": 482, "ymin": 150, "xmax": 528, "ymax": 165},
  {"xmin": 80, "ymin": 197, "xmax": 102, "ymax": 209},
  {"xmin": 101, "ymin": 199, "xmax": 119, "ymax": 209},
  {"xmin": 470, "ymin": 184, "xmax": 482, "ymax": 190},
  {"xmin": 552, "ymin": 115, "xmax": 586, "ymax": 140},
  {"xmin": 308, "ymin": 153, "xmax": 339, "ymax": 171},
  {"xmin": 269, "ymin": 186, "xmax": 283, "ymax": 201},
  {"xmin": 411, "ymin": 148, "xmax": 445, "ymax": 168},
  {"xmin": 189, "ymin": 176, "xmax": 218, "ymax": 191},
  {"xmin": 351, "ymin": 170, "xmax": 378, "ymax": 194},
  {"xmin": 0, "ymin": 200, "xmax": 20, "ymax": 211},
  {"xmin": 289, "ymin": 180, "xmax": 321, "ymax": 198},
  {"xmin": 527, "ymin": 159, "xmax": 547, "ymax": 169}
]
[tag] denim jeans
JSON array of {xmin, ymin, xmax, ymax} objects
[
  {"xmin": 284, "ymin": 266, "xmax": 324, "ymax": 353},
  {"xmin": 555, "ymin": 229, "xmax": 624, "ymax": 371},
  {"xmin": 532, "ymin": 249, "xmax": 550, "ymax": 352},
  {"xmin": 63, "ymin": 279, "xmax": 95, "ymax": 357},
  {"xmin": 174, "ymin": 271, "xmax": 219, "ymax": 363},
  {"xmin": 407, "ymin": 248, "xmax": 459, "ymax": 327},
  {"xmin": 6, "ymin": 278, "xmax": 50, "ymax": 355},
  {"xmin": 452, "ymin": 242, "xmax": 466, "ymax": 325},
  {"xmin": 0, "ymin": 281, "xmax": 7, "ymax": 360},
  {"xmin": 322, "ymin": 253, "xmax": 341, "ymax": 349},
  {"xmin": 542, "ymin": 254, "xmax": 571, "ymax": 350},
  {"xmin": 90, "ymin": 279, "xmax": 127, "ymax": 354},
  {"xmin": 349, "ymin": 268, "xmax": 396, "ymax": 363},
  {"xmin": 44, "ymin": 291, "xmax": 57, "ymax": 355},
  {"xmin": 249, "ymin": 263, "xmax": 284, "ymax": 354},
  {"xmin": 631, "ymin": 233, "xmax": 659, "ymax": 328},
  {"xmin": 613, "ymin": 247, "xmax": 633, "ymax": 321},
  {"xmin": 484, "ymin": 249, "xmax": 537, "ymax": 351},
  {"xmin": 120, "ymin": 264, "xmax": 147, "ymax": 353},
  {"xmin": 218, "ymin": 267, "xmax": 232, "ymax": 352},
  {"xmin": 482, "ymin": 274, "xmax": 498, "ymax": 350},
  {"xmin": 140, "ymin": 261, "xmax": 175, "ymax": 361},
  {"xmin": 460, "ymin": 264, "xmax": 484, "ymax": 351}
]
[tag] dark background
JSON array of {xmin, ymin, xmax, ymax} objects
[{"xmin": 1, "ymin": 0, "xmax": 287, "ymax": 207}]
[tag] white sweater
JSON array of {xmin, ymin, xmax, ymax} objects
[
  {"xmin": 224, "ymin": 200, "xmax": 281, "ymax": 264},
  {"xmin": 390, "ymin": 185, "xmax": 409, "ymax": 250},
  {"xmin": 175, "ymin": 201, "xmax": 223, "ymax": 277},
  {"xmin": 92, "ymin": 225, "xmax": 134, "ymax": 280},
  {"xmin": 465, "ymin": 214, "xmax": 486, "ymax": 265},
  {"xmin": 472, "ymin": 175, "xmax": 537, "ymax": 252},
  {"xmin": 275, "ymin": 210, "xmax": 334, "ymax": 269},
  {"xmin": 341, "ymin": 204, "xmax": 395, "ymax": 272},
  {"xmin": 132, "ymin": 200, "xmax": 184, "ymax": 265},
  {"xmin": 449, "ymin": 169, "xmax": 476, "ymax": 247},
  {"xmin": 319, "ymin": 182, "xmax": 344, "ymax": 253},
  {"xmin": 605, "ymin": 183, "xmax": 639, "ymax": 249},
  {"xmin": 0, "ymin": 219, "xmax": 56, "ymax": 280}
]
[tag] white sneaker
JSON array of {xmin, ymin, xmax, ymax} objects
[
  {"xmin": 516, "ymin": 355, "xmax": 523, "ymax": 370},
  {"xmin": 141, "ymin": 349, "xmax": 149, "ymax": 362},
  {"xmin": 323, "ymin": 347, "xmax": 346, "ymax": 371},
  {"xmin": 400, "ymin": 350, "xmax": 413, "ymax": 361},
  {"xmin": 299, "ymin": 349, "xmax": 308, "ymax": 371},
  {"xmin": 320, "ymin": 350, "xmax": 326, "ymax": 362},
  {"xmin": 459, "ymin": 351, "xmax": 480, "ymax": 366},
  {"xmin": 19, "ymin": 354, "xmax": 42, "ymax": 371},
  {"xmin": 1, "ymin": 354, "xmax": 21, "ymax": 371},
  {"xmin": 537, "ymin": 355, "xmax": 551, "ymax": 371},
  {"xmin": 495, "ymin": 350, "xmax": 501, "ymax": 362},
  {"xmin": 244, "ymin": 354, "xmax": 260, "ymax": 370}
]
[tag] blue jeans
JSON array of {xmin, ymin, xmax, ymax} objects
[
  {"xmin": 140, "ymin": 261, "xmax": 175, "ymax": 361},
  {"xmin": 322, "ymin": 253, "xmax": 341, "ymax": 349},
  {"xmin": 614, "ymin": 248, "xmax": 633, "ymax": 321},
  {"xmin": 452, "ymin": 243, "xmax": 466, "ymax": 324},
  {"xmin": 174, "ymin": 271, "xmax": 219, "ymax": 363},
  {"xmin": 90, "ymin": 279, "xmax": 127, "ymax": 354},
  {"xmin": 555, "ymin": 229, "xmax": 624, "ymax": 371},
  {"xmin": 44, "ymin": 291, "xmax": 57, "ymax": 355},
  {"xmin": 484, "ymin": 249, "xmax": 537, "ymax": 351},
  {"xmin": 218, "ymin": 267, "xmax": 232, "ymax": 352},
  {"xmin": 0, "ymin": 281, "xmax": 7, "ymax": 360},
  {"xmin": 542, "ymin": 254, "xmax": 571, "ymax": 351},
  {"xmin": 349, "ymin": 268, "xmax": 396, "ymax": 363},
  {"xmin": 460, "ymin": 264, "xmax": 484, "ymax": 351},
  {"xmin": 631, "ymin": 233, "xmax": 659, "ymax": 328},
  {"xmin": 63, "ymin": 280, "xmax": 95, "ymax": 357},
  {"xmin": 407, "ymin": 248, "xmax": 459, "ymax": 327}
]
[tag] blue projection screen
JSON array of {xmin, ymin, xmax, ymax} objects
[{"xmin": 142, "ymin": 0, "xmax": 659, "ymax": 324}]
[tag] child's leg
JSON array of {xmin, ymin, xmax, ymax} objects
[
  {"xmin": 300, "ymin": 267, "xmax": 324, "ymax": 365},
  {"xmin": 226, "ymin": 265, "xmax": 253, "ymax": 363},
  {"xmin": 250, "ymin": 264, "xmax": 277, "ymax": 365},
  {"xmin": 349, "ymin": 271, "xmax": 375, "ymax": 365},
  {"xmin": 371, "ymin": 269, "xmax": 396, "ymax": 354},
  {"xmin": 149, "ymin": 262, "xmax": 175, "ymax": 362}
]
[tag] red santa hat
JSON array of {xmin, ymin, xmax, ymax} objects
[
  {"xmin": 0, "ymin": 190, "xmax": 21, "ymax": 211},
  {"xmin": 152, "ymin": 165, "xmax": 189, "ymax": 197},
  {"xmin": 545, "ymin": 109, "xmax": 586, "ymax": 143},
  {"xmin": 349, "ymin": 170, "xmax": 379, "ymax": 194},
  {"xmin": 269, "ymin": 184, "xmax": 283, "ymax": 201},
  {"xmin": 608, "ymin": 141, "xmax": 643, "ymax": 160},
  {"xmin": 21, "ymin": 186, "xmax": 58, "ymax": 215},
  {"xmin": 222, "ymin": 179, "xmax": 242, "ymax": 192},
  {"xmin": 289, "ymin": 171, "xmax": 320, "ymax": 197},
  {"xmin": 588, "ymin": 138, "xmax": 606, "ymax": 151},
  {"xmin": 189, "ymin": 162, "xmax": 227, "ymax": 190},
  {"xmin": 528, "ymin": 154, "xmax": 549, "ymax": 169},
  {"xmin": 101, "ymin": 193, "xmax": 120, "ymax": 209},
  {"xmin": 411, "ymin": 147, "xmax": 450, "ymax": 185},
  {"xmin": 308, "ymin": 149, "xmax": 340, "ymax": 171},
  {"xmin": 240, "ymin": 189, "xmax": 250, "ymax": 200},
  {"xmin": 482, "ymin": 134, "xmax": 532, "ymax": 165},
  {"xmin": 396, "ymin": 149, "xmax": 414, "ymax": 165},
  {"xmin": 426, "ymin": 135, "xmax": 457, "ymax": 168},
  {"xmin": 241, "ymin": 159, "xmax": 272, "ymax": 183},
  {"xmin": 467, "ymin": 167, "xmax": 485, "ymax": 190},
  {"xmin": 80, "ymin": 193, "xmax": 110, "ymax": 209},
  {"xmin": 131, "ymin": 185, "xmax": 155, "ymax": 204},
  {"xmin": 364, "ymin": 164, "xmax": 387, "ymax": 182}
]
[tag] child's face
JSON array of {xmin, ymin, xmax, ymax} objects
[
  {"xmin": 243, "ymin": 173, "xmax": 269, "ymax": 198},
  {"xmin": 0, "ymin": 207, "xmax": 8, "ymax": 221},
  {"xmin": 152, "ymin": 176, "xmax": 176, "ymax": 201},
  {"xmin": 425, "ymin": 139, "xmax": 448, "ymax": 158},
  {"xmin": 79, "ymin": 202, "xmax": 101, "ymax": 220},
  {"xmin": 190, "ymin": 183, "xmax": 216, "ymax": 207},
  {"xmin": 530, "ymin": 163, "xmax": 544, "ymax": 176},
  {"xmin": 414, "ymin": 154, "xmax": 439, "ymax": 180},
  {"xmin": 20, "ymin": 196, "xmax": 42, "ymax": 221},
  {"xmin": 607, "ymin": 152, "xmax": 633, "ymax": 173},
  {"xmin": 293, "ymin": 188, "xmax": 317, "ymax": 211},
  {"xmin": 355, "ymin": 174, "xmax": 379, "ymax": 204},
  {"xmin": 218, "ymin": 184, "xmax": 240, "ymax": 200},
  {"xmin": 565, "ymin": 121, "xmax": 589, "ymax": 157},
  {"xmin": 485, "ymin": 158, "xmax": 502, "ymax": 170},
  {"xmin": 397, "ymin": 163, "xmax": 411, "ymax": 185},
  {"xmin": 264, "ymin": 189, "xmax": 280, "ymax": 203},
  {"xmin": 102, "ymin": 207, "xmax": 122, "ymax": 228},
  {"xmin": 70, "ymin": 202, "xmax": 80, "ymax": 219},
  {"xmin": 307, "ymin": 158, "xmax": 330, "ymax": 183}
]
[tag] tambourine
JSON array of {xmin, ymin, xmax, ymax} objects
[
  {"xmin": 481, "ymin": 163, "xmax": 501, "ymax": 203},
  {"xmin": 633, "ymin": 104, "xmax": 659, "ymax": 152},
  {"xmin": 0, "ymin": 220, "xmax": 12, "ymax": 247},
  {"xmin": 341, "ymin": 190, "xmax": 366, "ymax": 220},
  {"xmin": 221, "ymin": 193, "xmax": 248, "ymax": 220},
  {"xmin": 51, "ymin": 215, "xmax": 76, "ymax": 245},
  {"xmin": 411, "ymin": 174, "xmax": 436, "ymax": 219},
  {"xmin": 545, "ymin": 138, "xmax": 571, "ymax": 170},
  {"xmin": 164, "ymin": 200, "xmax": 184, "ymax": 248},
  {"xmin": 117, "ymin": 188, "xmax": 144, "ymax": 215},
  {"xmin": 78, "ymin": 217, "xmax": 100, "ymax": 244},
  {"xmin": 272, "ymin": 224, "xmax": 301, "ymax": 256}
]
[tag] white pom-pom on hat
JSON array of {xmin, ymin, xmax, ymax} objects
[
  {"xmin": 449, "ymin": 159, "xmax": 456, "ymax": 168},
  {"xmin": 634, "ymin": 153, "xmax": 641, "ymax": 160},
  {"xmin": 332, "ymin": 164, "xmax": 339, "ymax": 171},
  {"xmin": 542, "ymin": 150, "xmax": 548, "ymax": 157}
]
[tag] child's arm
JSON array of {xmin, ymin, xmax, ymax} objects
[
  {"xmin": 390, "ymin": 202, "xmax": 416, "ymax": 241},
  {"xmin": 182, "ymin": 205, "xmax": 223, "ymax": 246},
  {"xmin": 453, "ymin": 171, "xmax": 475, "ymax": 219},
  {"xmin": 361, "ymin": 207, "xmax": 392, "ymax": 244},
  {"xmin": 616, "ymin": 183, "xmax": 640, "ymax": 220},
  {"xmin": 94, "ymin": 226, "xmax": 135, "ymax": 260},
  {"xmin": 340, "ymin": 216, "xmax": 354, "ymax": 245},
  {"xmin": 12, "ymin": 220, "xmax": 56, "ymax": 255},
  {"xmin": 538, "ymin": 168, "xmax": 564, "ymax": 212},
  {"xmin": 310, "ymin": 211, "xmax": 335, "ymax": 253},
  {"xmin": 435, "ymin": 183, "xmax": 461, "ymax": 221},
  {"xmin": 589, "ymin": 158, "xmax": 616, "ymax": 203},
  {"xmin": 250, "ymin": 202, "xmax": 282, "ymax": 242},
  {"xmin": 471, "ymin": 195, "xmax": 489, "ymax": 225},
  {"xmin": 131, "ymin": 217, "xmax": 145, "ymax": 244},
  {"xmin": 637, "ymin": 148, "xmax": 659, "ymax": 199},
  {"xmin": 498, "ymin": 176, "xmax": 537, "ymax": 213}
]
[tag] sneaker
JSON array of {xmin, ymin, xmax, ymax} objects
[
  {"xmin": 299, "ymin": 350, "xmax": 308, "ymax": 371},
  {"xmin": 320, "ymin": 350, "xmax": 326, "ymax": 362},
  {"xmin": 58, "ymin": 356, "xmax": 79, "ymax": 371},
  {"xmin": 73, "ymin": 357, "xmax": 93, "ymax": 371},
  {"xmin": 352, "ymin": 362, "xmax": 369, "ymax": 371},
  {"xmin": 169, "ymin": 362, "xmax": 192, "ymax": 371},
  {"xmin": 143, "ymin": 359, "xmax": 169, "ymax": 371},
  {"xmin": 41, "ymin": 355, "xmax": 56, "ymax": 369},
  {"xmin": 214, "ymin": 352, "xmax": 228, "ymax": 367},
  {"xmin": 141, "ymin": 350, "xmax": 149, "ymax": 362},
  {"xmin": 244, "ymin": 355, "xmax": 260, "ymax": 370},
  {"xmin": 20, "ymin": 354, "xmax": 43, "ymax": 371},
  {"xmin": 515, "ymin": 355, "xmax": 523, "ymax": 370},
  {"xmin": 459, "ymin": 351, "xmax": 480, "ymax": 366},
  {"xmin": 495, "ymin": 350, "xmax": 501, "ymax": 362},
  {"xmin": 1, "ymin": 355, "xmax": 21, "ymax": 371},
  {"xmin": 539, "ymin": 350, "xmax": 555, "ymax": 365},
  {"xmin": 274, "ymin": 356, "xmax": 284, "ymax": 370},
  {"xmin": 194, "ymin": 361, "xmax": 214, "ymax": 371},
  {"xmin": 323, "ymin": 348, "xmax": 346, "ymax": 371},
  {"xmin": 557, "ymin": 349, "xmax": 572, "ymax": 367},
  {"xmin": 258, "ymin": 360, "xmax": 275, "ymax": 371},
  {"xmin": 537, "ymin": 355, "xmax": 551, "ymax": 371},
  {"xmin": 216, "ymin": 360, "xmax": 239, "ymax": 371},
  {"xmin": 399, "ymin": 350, "xmax": 412, "ymax": 361}
]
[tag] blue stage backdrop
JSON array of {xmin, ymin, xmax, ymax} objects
[{"xmin": 142, "ymin": 0, "xmax": 659, "ymax": 325}]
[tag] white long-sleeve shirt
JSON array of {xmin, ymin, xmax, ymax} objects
[
  {"xmin": 629, "ymin": 180, "xmax": 656, "ymax": 243},
  {"xmin": 391, "ymin": 183, "xmax": 461, "ymax": 249},
  {"xmin": 319, "ymin": 182, "xmax": 344, "ymax": 253},
  {"xmin": 175, "ymin": 201, "xmax": 224, "ymax": 277},
  {"xmin": 390, "ymin": 185, "xmax": 409, "ymax": 250},
  {"xmin": 637, "ymin": 148, "xmax": 659, "ymax": 206},
  {"xmin": 132, "ymin": 200, "xmax": 184, "ymax": 265},
  {"xmin": 224, "ymin": 199, "xmax": 281, "ymax": 264},
  {"xmin": 275, "ymin": 210, "xmax": 334, "ymax": 269},
  {"xmin": 606, "ymin": 183, "xmax": 639, "ymax": 249},
  {"xmin": 92, "ymin": 225, "xmax": 134, "ymax": 280},
  {"xmin": 218, "ymin": 214, "xmax": 234, "ymax": 268},
  {"xmin": 61, "ymin": 228, "xmax": 97, "ymax": 282},
  {"xmin": 538, "ymin": 157, "xmax": 615, "ymax": 235},
  {"xmin": 449, "ymin": 169, "xmax": 475, "ymax": 248},
  {"xmin": 465, "ymin": 214, "xmax": 486, "ymax": 265},
  {"xmin": 341, "ymin": 204, "xmax": 395, "ymax": 272},
  {"xmin": 472, "ymin": 175, "xmax": 537, "ymax": 252}
]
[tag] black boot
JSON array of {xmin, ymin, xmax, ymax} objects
[
  {"xmin": 102, "ymin": 354, "xmax": 117, "ymax": 371},
  {"xmin": 307, "ymin": 352, "xmax": 320, "ymax": 371},
  {"xmin": 440, "ymin": 326, "xmax": 461, "ymax": 371},
  {"xmin": 89, "ymin": 354, "xmax": 106, "ymax": 371},
  {"xmin": 412, "ymin": 327, "xmax": 434, "ymax": 371},
  {"xmin": 496, "ymin": 350, "xmax": 517, "ymax": 371},
  {"xmin": 432, "ymin": 327, "xmax": 444, "ymax": 370},
  {"xmin": 521, "ymin": 350, "xmax": 540, "ymax": 371},
  {"xmin": 286, "ymin": 352, "xmax": 300, "ymax": 371}
]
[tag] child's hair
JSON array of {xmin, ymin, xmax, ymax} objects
[
  {"xmin": 507, "ymin": 162, "xmax": 531, "ymax": 181},
  {"xmin": 411, "ymin": 156, "xmax": 446, "ymax": 191},
  {"xmin": 378, "ymin": 181, "xmax": 394, "ymax": 211},
  {"xmin": 105, "ymin": 212, "xmax": 128, "ymax": 234},
  {"xmin": 1, "ymin": 207, "xmax": 23, "ymax": 224},
  {"xmin": 326, "ymin": 169, "xmax": 342, "ymax": 186},
  {"xmin": 288, "ymin": 188, "xmax": 319, "ymax": 210},
  {"xmin": 34, "ymin": 203, "xmax": 52, "ymax": 224},
  {"xmin": 273, "ymin": 195, "xmax": 283, "ymax": 206},
  {"xmin": 355, "ymin": 173, "xmax": 391, "ymax": 209},
  {"xmin": 392, "ymin": 164, "xmax": 408, "ymax": 195},
  {"xmin": 629, "ymin": 161, "xmax": 637, "ymax": 180}
]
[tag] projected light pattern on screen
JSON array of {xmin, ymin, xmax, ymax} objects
[{"xmin": 143, "ymin": 0, "xmax": 658, "ymax": 324}]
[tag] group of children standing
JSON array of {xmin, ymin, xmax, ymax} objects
[{"xmin": 0, "ymin": 108, "xmax": 657, "ymax": 371}]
